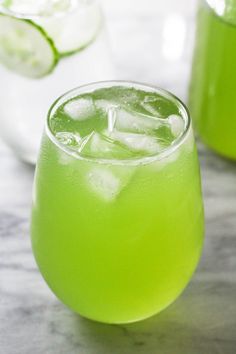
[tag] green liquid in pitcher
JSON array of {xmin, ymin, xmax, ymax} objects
[{"xmin": 189, "ymin": 1, "xmax": 236, "ymax": 159}]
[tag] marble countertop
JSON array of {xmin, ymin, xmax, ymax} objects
[{"xmin": 1, "ymin": 1, "xmax": 236, "ymax": 353}]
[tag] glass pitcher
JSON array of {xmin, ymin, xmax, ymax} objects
[
  {"xmin": 0, "ymin": 0, "xmax": 114, "ymax": 164},
  {"xmin": 189, "ymin": 0, "xmax": 236, "ymax": 159}
]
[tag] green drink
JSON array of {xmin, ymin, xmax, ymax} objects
[
  {"xmin": 31, "ymin": 81, "xmax": 204, "ymax": 324},
  {"xmin": 189, "ymin": 0, "xmax": 236, "ymax": 159}
]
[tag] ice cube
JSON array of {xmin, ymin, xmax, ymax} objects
[
  {"xmin": 78, "ymin": 131, "xmax": 134, "ymax": 159},
  {"xmin": 57, "ymin": 149, "xmax": 74, "ymax": 165},
  {"xmin": 76, "ymin": 132, "xmax": 93, "ymax": 152},
  {"xmin": 140, "ymin": 95, "xmax": 175, "ymax": 119},
  {"xmin": 64, "ymin": 98, "xmax": 95, "ymax": 120},
  {"xmin": 55, "ymin": 131, "xmax": 81, "ymax": 146},
  {"xmin": 79, "ymin": 131, "xmax": 111, "ymax": 156},
  {"xmin": 114, "ymin": 108, "xmax": 165, "ymax": 134},
  {"xmin": 95, "ymin": 99, "xmax": 118, "ymax": 112},
  {"xmin": 141, "ymin": 102, "xmax": 160, "ymax": 117},
  {"xmin": 143, "ymin": 95, "xmax": 157, "ymax": 103},
  {"xmin": 87, "ymin": 167, "xmax": 133, "ymax": 202},
  {"xmin": 141, "ymin": 95, "xmax": 166, "ymax": 117},
  {"xmin": 168, "ymin": 114, "xmax": 185, "ymax": 137},
  {"xmin": 110, "ymin": 131, "xmax": 161, "ymax": 155},
  {"xmin": 95, "ymin": 99, "xmax": 109, "ymax": 112}
]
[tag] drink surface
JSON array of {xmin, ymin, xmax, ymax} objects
[
  {"xmin": 31, "ymin": 83, "xmax": 204, "ymax": 323},
  {"xmin": 49, "ymin": 85, "xmax": 186, "ymax": 161},
  {"xmin": 189, "ymin": 1, "xmax": 236, "ymax": 159}
]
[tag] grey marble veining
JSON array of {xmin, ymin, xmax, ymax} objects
[{"xmin": 1, "ymin": 0, "xmax": 236, "ymax": 353}]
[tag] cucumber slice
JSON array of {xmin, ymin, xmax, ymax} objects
[
  {"xmin": 0, "ymin": 14, "xmax": 59, "ymax": 78},
  {"xmin": 36, "ymin": 2, "xmax": 102, "ymax": 56}
]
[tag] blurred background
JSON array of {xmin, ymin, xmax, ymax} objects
[{"xmin": 101, "ymin": 0, "xmax": 197, "ymax": 99}]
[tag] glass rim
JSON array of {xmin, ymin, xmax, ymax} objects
[
  {"xmin": 46, "ymin": 80, "xmax": 192, "ymax": 166},
  {"xmin": 0, "ymin": 0, "xmax": 97, "ymax": 20}
]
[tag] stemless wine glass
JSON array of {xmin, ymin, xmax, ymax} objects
[
  {"xmin": 31, "ymin": 81, "xmax": 204, "ymax": 324},
  {"xmin": 0, "ymin": 0, "xmax": 114, "ymax": 164}
]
